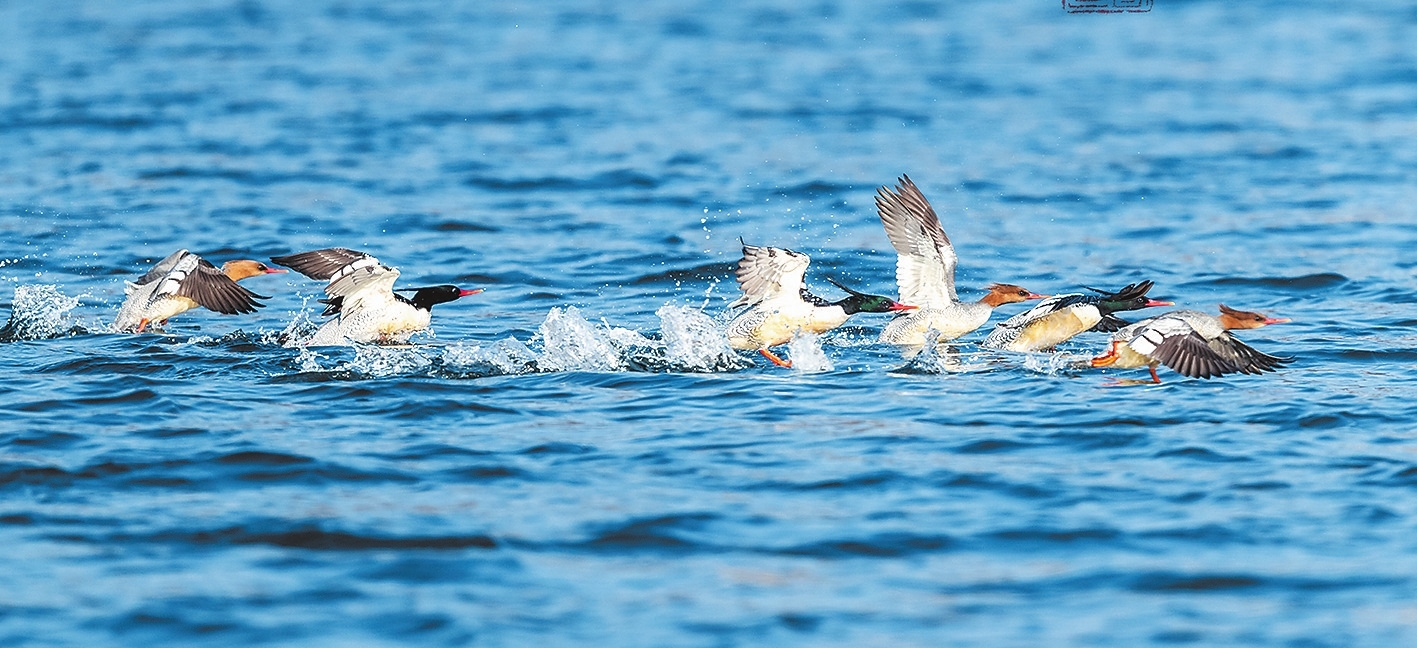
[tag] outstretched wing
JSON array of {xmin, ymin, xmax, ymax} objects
[
  {"xmin": 1206, "ymin": 333, "xmax": 1292, "ymax": 375},
  {"xmin": 876, "ymin": 175, "xmax": 958, "ymax": 305},
  {"xmin": 272, "ymin": 247, "xmax": 399, "ymax": 296},
  {"xmin": 730, "ymin": 244, "xmax": 811, "ymax": 309},
  {"xmin": 1127, "ymin": 317, "xmax": 1239, "ymax": 379},
  {"xmin": 137, "ymin": 251, "xmax": 263, "ymax": 315},
  {"xmin": 175, "ymin": 257, "xmax": 266, "ymax": 315},
  {"xmin": 271, "ymin": 248, "xmax": 376, "ymax": 281}
]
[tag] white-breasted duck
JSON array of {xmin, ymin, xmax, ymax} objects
[
  {"xmin": 270, "ymin": 247, "xmax": 482, "ymax": 346},
  {"xmin": 875, "ymin": 175, "xmax": 1046, "ymax": 346},
  {"xmin": 1089, "ymin": 304, "xmax": 1292, "ymax": 383},
  {"xmin": 112, "ymin": 249, "xmax": 285, "ymax": 333},
  {"xmin": 982, "ymin": 280, "xmax": 1173, "ymax": 352},
  {"xmin": 726, "ymin": 243, "xmax": 915, "ymax": 367}
]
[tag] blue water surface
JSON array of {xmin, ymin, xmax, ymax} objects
[{"xmin": 3, "ymin": 1, "xmax": 1417, "ymax": 646}]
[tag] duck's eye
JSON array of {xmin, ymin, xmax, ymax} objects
[{"xmin": 1017, "ymin": 290, "xmax": 1029, "ymax": 296}]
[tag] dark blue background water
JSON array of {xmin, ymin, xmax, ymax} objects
[{"xmin": 4, "ymin": 1, "xmax": 1417, "ymax": 645}]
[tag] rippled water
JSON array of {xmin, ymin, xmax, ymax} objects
[{"xmin": 4, "ymin": 1, "xmax": 1417, "ymax": 645}]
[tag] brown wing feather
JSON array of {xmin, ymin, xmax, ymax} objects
[
  {"xmin": 1149, "ymin": 331, "xmax": 1241, "ymax": 379},
  {"xmin": 175, "ymin": 258, "xmax": 265, "ymax": 315},
  {"xmin": 1208, "ymin": 333, "xmax": 1292, "ymax": 375},
  {"xmin": 270, "ymin": 248, "xmax": 372, "ymax": 281}
]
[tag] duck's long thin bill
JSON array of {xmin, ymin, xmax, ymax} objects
[
  {"xmin": 1263, "ymin": 317, "xmax": 1290, "ymax": 324},
  {"xmin": 459, "ymin": 288, "xmax": 484, "ymax": 297},
  {"xmin": 1145, "ymin": 299, "xmax": 1173, "ymax": 307},
  {"xmin": 889, "ymin": 302, "xmax": 918, "ymax": 311}
]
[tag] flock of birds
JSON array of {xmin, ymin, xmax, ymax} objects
[{"xmin": 103, "ymin": 175, "xmax": 1291, "ymax": 384}]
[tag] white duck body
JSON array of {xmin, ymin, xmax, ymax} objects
[
  {"xmin": 881, "ymin": 301, "xmax": 993, "ymax": 346},
  {"xmin": 982, "ymin": 294, "xmax": 1105, "ymax": 352},
  {"xmin": 726, "ymin": 298, "xmax": 849, "ymax": 350},
  {"xmin": 272, "ymin": 248, "xmax": 476, "ymax": 347},
  {"xmin": 304, "ymin": 290, "xmax": 431, "ymax": 346}
]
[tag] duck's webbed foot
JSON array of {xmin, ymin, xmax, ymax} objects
[{"xmin": 759, "ymin": 348, "xmax": 792, "ymax": 368}]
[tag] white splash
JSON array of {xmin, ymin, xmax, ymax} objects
[
  {"xmin": 1, "ymin": 284, "xmax": 84, "ymax": 341},
  {"xmin": 346, "ymin": 344, "xmax": 434, "ymax": 377},
  {"xmin": 443, "ymin": 337, "xmax": 539, "ymax": 376},
  {"xmin": 786, "ymin": 331, "xmax": 833, "ymax": 373},
  {"xmin": 276, "ymin": 296, "xmax": 321, "ymax": 348},
  {"xmin": 294, "ymin": 346, "xmax": 328, "ymax": 373},
  {"xmin": 656, "ymin": 304, "xmax": 741, "ymax": 371},
  {"xmin": 1020, "ymin": 350, "xmax": 1091, "ymax": 375},
  {"xmin": 535, "ymin": 306, "xmax": 623, "ymax": 372},
  {"xmin": 894, "ymin": 339, "xmax": 989, "ymax": 374}
]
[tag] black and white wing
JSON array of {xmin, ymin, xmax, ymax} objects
[
  {"xmin": 1206, "ymin": 333, "xmax": 1292, "ymax": 375},
  {"xmin": 137, "ymin": 250, "xmax": 264, "ymax": 315},
  {"xmin": 270, "ymin": 248, "xmax": 380, "ymax": 282},
  {"xmin": 876, "ymin": 175, "xmax": 958, "ymax": 306},
  {"xmin": 730, "ymin": 245, "xmax": 811, "ymax": 309},
  {"xmin": 1126, "ymin": 317, "xmax": 1240, "ymax": 379},
  {"xmin": 272, "ymin": 248, "xmax": 399, "ymax": 318}
]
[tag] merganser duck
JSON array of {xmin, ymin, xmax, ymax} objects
[
  {"xmin": 270, "ymin": 247, "xmax": 482, "ymax": 346},
  {"xmin": 1089, "ymin": 304, "xmax": 1292, "ymax": 383},
  {"xmin": 875, "ymin": 175, "xmax": 1046, "ymax": 345},
  {"xmin": 982, "ymin": 280, "xmax": 1172, "ymax": 352},
  {"xmin": 112, "ymin": 249, "xmax": 285, "ymax": 333},
  {"xmin": 726, "ymin": 243, "xmax": 915, "ymax": 367}
]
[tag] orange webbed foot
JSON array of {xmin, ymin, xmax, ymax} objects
[{"xmin": 759, "ymin": 348, "xmax": 792, "ymax": 368}]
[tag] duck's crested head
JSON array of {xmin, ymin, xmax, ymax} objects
[
  {"xmin": 1217, "ymin": 304, "xmax": 1290, "ymax": 329},
  {"xmin": 222, "ymin": 259, "xmax": 288, "ymax": 281},
  {"xmin": 980, "ymin": 283, "xmax": 1048, "ymax": 307}
]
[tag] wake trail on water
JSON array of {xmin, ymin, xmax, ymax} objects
[{"xmin": 286, "ymin": 304, "xmax": 756, "ymax": 379}]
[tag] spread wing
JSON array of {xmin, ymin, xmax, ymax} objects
[
  {"xmin": 137, "ymin": 251, "xmax": 263, "ymax": 315},
  {"xmin": 1127, "ymin": 317, "xmax": 1239, "ymax": 379},
  {"xmin": 1206, "ymin": 333, "xmax": 1292, "ymax": 375},
  {"xmin": 272, "ymin": 248, "xmax": 401, "ymax": 318},
  {"xmin": 270, "ymin": 248, "xmax": 377, "ymax": 281},
  {"xmin": 876, "ymin": 175, "xmax": 957, "ymax": 306},
  {"xmin": 175, "ymin": 257, "xmax": 266, "ymax": 315},
  {"xmin": 271, "ymin": 247, "xmax": 399, "ymax": 298},
  {"xmin": 730, "ymin": 245, "xmax": 810, "ymax": 308}
]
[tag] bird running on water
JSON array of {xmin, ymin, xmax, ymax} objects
[
  {"xmin": 271, "ymin": 247, "xmax": 482, "ymax": 346},
  {"xmin": 1089, "ymin": 304, "xmax": 1292, "ymax": 383},
  {"xmin": 726, "ymin": 243, "xmax": 915, "ymax": 368},
  {"xmin": 112, "ymin": 249, "xmax": 285, "ymax": 333},
  {"xmin": 874, "ymin": 175, "xmax": 1046, "ymax": 346}
]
